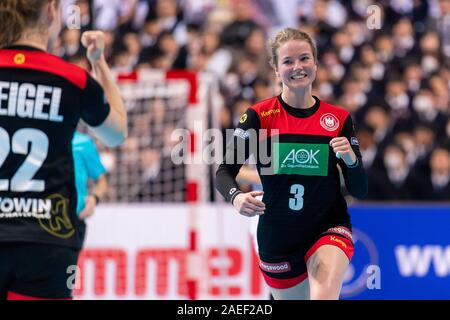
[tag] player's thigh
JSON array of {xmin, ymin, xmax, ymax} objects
[
  {"xmin": 306, "ymin": 244, "xmax": 350, "ymax": 285},
  {"xmin": 10, "ymin": 243, "xmax": 80, "ymax": 299},
  {"xmin": 269, "ymin": 278, "xmax": 310, "ymax": 300},
  {"xmin": 305, "ymin": 227, "xmax": 354, "ymax": 283},
  {"xmin": 259, "ymin": 248, "xmax": 310, "ymax": 300}
]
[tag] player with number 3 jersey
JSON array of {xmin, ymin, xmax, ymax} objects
[{"xmin": 216, "ymin": 28, "xmax": 367, "ymax": 300}]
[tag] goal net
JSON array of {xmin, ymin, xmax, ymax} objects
[
  {"xmin": 75, "ymin": 70, "xmax": 226, "ymax": 300},
  {"xmin": 82, "ymin": 70, "xmax": 216, "ymax": 204}
]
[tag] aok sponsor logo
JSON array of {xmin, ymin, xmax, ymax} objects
[
  {"xmin": 274, "ymin": 143, "xmax": 329, "ymax": 176},
  {"xmin": 260, "ymin": 109, "xmax": 280, "ymax": 118}
]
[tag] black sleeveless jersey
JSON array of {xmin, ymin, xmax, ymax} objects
[
  {"xmin": 0, "ymin": 46, "xmax": 110, "ymax": 249},
  {"xmin": 216, "ymin": 95, "xmax": 367, "ymax": 257}
]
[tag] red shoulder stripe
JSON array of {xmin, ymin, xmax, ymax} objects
[{"xmin": 0, "ymin": 50, "xmax": 87, "ymax": 89}]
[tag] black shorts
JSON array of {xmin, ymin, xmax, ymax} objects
[
  {"xmin": 258, "ymin": 226, "xmax": 354, "ymax": 289},
  {"xmin": 0, "ymin": 243, "xmax": 80, "ymax": 299}
]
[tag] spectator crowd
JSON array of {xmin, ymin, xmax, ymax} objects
[{"xmin": 58, "ymin": 0, "xmax": 450, "ymax": 202}]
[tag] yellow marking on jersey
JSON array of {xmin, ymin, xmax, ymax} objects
[
  {"xmin": 261, "ymin": 108, "xmax": 281, "ymax": 118},
  {"xmin": 239, "ymin": 114, "xmax": 248, "ymax": 123},
  {"xmin": 330, "ymin": 236, "xmax": 347, "ymax": 248},
  {"xmin": 38, "ymin": 194, "xmax": 75, "ymax": 239},
  {"xmin": 13, "ymin": 53, "xmax": 26, "ymax": 65}
]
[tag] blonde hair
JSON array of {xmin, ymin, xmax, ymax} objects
[
  {"xmin": 0, "ymin": 0, "xmax": 59, "ymax": 48},
  {"xmin": 269, "ymin": 28, "xmax": 318, "ymax": 69}
]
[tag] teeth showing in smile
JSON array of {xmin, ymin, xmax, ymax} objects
[{"xmin": 291, "ymin": 74, "xmax": 307, "ymax": 79}]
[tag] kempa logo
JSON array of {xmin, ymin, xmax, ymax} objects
[
  {"xmin": 330, "ymin": 236, "xmax": 347, "ymax": 249},
  {"xmin": 274, "ymin": 143, "xmax": 329, "ymax": 176},
  {"xmin": 261, "ymin": 109, "xmax": 280, "ymax": 118}
]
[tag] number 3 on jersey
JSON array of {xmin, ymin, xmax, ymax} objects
[
  {"xmin": 289, "ymin": 184, "xmax": 304, "ymax": 211},
  {"xmin": 0, "ymin": 127, "xmax": 49, "ymax": 192}
]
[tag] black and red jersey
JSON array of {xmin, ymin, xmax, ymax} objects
[
  {"xmin": 216, "ymin": 95, "xmax": 367, "ymax": 257},
  {"xmin": 0, "ymin": 46, "xmax": 110, "ymax": 249}
]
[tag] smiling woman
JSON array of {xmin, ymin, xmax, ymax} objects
[
  {"xmin": 269, "ymin": 28, "xmax": 318, "ymax": 69},
  {"xmin": 215, "ymin": 28, "xmax": 368, "ymax": 300},
  {"xmin": 271, "ymin": 30, "xmax": 318, "ymax": 110}
]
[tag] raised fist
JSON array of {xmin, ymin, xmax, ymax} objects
[{"xmin": 81, "ymin": 31, "xmax": 105, "ymax": 62}]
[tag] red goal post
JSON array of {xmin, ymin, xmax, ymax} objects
[{"xmin": 111, "ymin": 69, "xmax": 222, "ymax": 299}]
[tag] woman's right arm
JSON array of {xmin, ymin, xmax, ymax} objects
[
  {"xmin": 82, "ymin": 31, "xmax": 127, "ymax": 147},
  {"xmin": 215, "ymin": 108, "xmax": 265, "ymax": 216}
]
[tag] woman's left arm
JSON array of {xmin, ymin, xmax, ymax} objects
[{"xmin": 332, "ymin": 116, "xmax": 368, "ymax": 199}]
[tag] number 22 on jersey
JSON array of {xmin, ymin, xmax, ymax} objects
[{"xmin": 0, "ymin": 127, "xmax": 49, "ymax": 192}]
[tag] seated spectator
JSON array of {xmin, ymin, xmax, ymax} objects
[
  {"xmin": 428, "ymin": 74, "xmax": 449, "ymax": 115},
  {"xmin": 338, "ymin": 76, "xmax": 367, "ymax": 114},
  {"xmin": 403, "ymin": 62, "xmax": 424, "ymax": 95},
  {"xmin": 384, "ymin": 77, "xmax": 412, "ymax": 126},
  {"xmin": 411, "ymin": 89, "xmax": 448, "ymax": 139},
  {"xmin": 374, "ymin": 33, "xmax": 395, "ymax": 65},
  {"xmin": 60, "ymin": 28, "xmax": 84, "ymax": 60},
  {"xmin": 419, "ymin": 31, "xmax": 442, "ymax": 76},
  {"xmin": 220, "ymin": 0, "xmax": 261, "ymax": 48},
  {"xmin": 391, "ymin": 18, "xmax": 417, "ymax": 60},
  {"xmin": 427, "ymin": 0, "xmax": 450, "ymax": 66},
  {"xmin": 363, "ymin": 105, "xmax": 393, "ymax": 150},
  {"xmin": 413, "ymin": 122, "xmax": 437, "ymax": 170},
  {"xmin": 356, "ymin": 125, "xmax": 379, "ymax": 171},
  {"xmin": 410, "ymin": 146, "xmax": 450, "ymax": 200},
  {"xmin": 366, "ymin": 143, "xmax": 414, "ymax": 200},
  {"xmin": 392, "ymin": 129, "xmax": 418, "ymax": 167}
]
